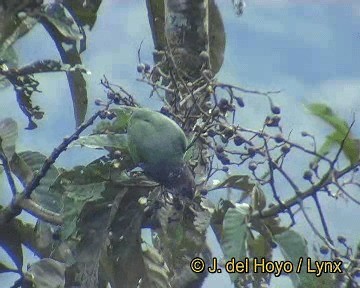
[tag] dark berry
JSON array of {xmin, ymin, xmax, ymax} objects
[
  {"xmin": 271, "ymin": 105, "xmax": 281, "ymax": 115},
  {"xmin": 137, "ymin": 63, "xmax": 145, "ymax": 73},
  {"xmin": 223, "ymin": 128, "xmax": 234, "ymax": 139},
  {"xmin": 215, "ymin": 145, "xmax": 224, "ymax": 154},
  {"xmin": 220, "ymin": 157, "xmax": 230, "ymax": 165},
  {"xmin": 281, "ymin": 145, "xmax": 290, "ymax": 154},
  {"xmin": 218, "ymin": 98, "xmax": 230, "ymax": 113},
  {"xmin": 144, "ymin": 63, "xmax": 151, "ymax": 73},
  {"xmin": 235, "ymin": 96, "xmax": 245, "ymax": 108},
  {"xmin": 274, "ymin": 134, "xmax": 284, "ymax": 143},
  {"xmin": 207, "ymin": 129, "xmax": 217, "ymax": 137},
  {"xmin": 95, "ymin": 99, "xmax": 103, "ymax": 106},
  {"xmin": 234, "ymin": 135, "xmax": 244, "ymax": 146},
  {"xmin": 319, "ymin": 246, "xmax": 329, "ymax": 255},
  {"xmin": 222, "ymin": 166, "xmax": 229, "ymax": 172},
  {"xmin": 99, "ymin": 111, "xmax": 107, "ymax": 119},
  {"xmin": 248, "ymin": 147, "xmax": 256, "ymax": 157},
  {"xmin": 265, "ymin": 115, "xmax": 281, "ymax": 127},
  {"xmin": 337, "ymin": 235, "xmax": 346, "ymax": 244},
  {"xmin": 248, "ymin": 162, "xmax": 257, "ymax": 171},
  {"xmin": 200, "ymin": 189, "xmax": 208, "ymax": 196},
  {"xmin": 303, "ymin": 170, "xmax": 312, "ymax": 181}
]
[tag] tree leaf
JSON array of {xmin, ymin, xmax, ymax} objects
[
  {"xmin": 70, "ymin": 134, "xmax": 128, "ymax": 151},
  {"xmin": 275, "ymin": 230, "xmax": 307, "ymax": 287},
  {"xmin": 0, "ymin": 222, "xmax": 23, "ymax": 272},
  {"xmin": 62, "ymin": 182, "xmax": 106, "ymax": 240},
  {"xmin": 141, "ymin": 245, "xmax": 171, "ymax": 288},
  {"xmin": 209, "ymin": 174, "xmax": 255, "ymax": 192},
  {"xmin": 306, "ymin": 103, "xmax": 360, "ymax": 164},
  {"xmin": 0, "ymin": 47, "xmax": 18, "ymax": 89},
  {"xmin": 41, "ymin": 3, "xmax": 88, "ymax": 127},
  {"xmin": 221, "ymin": 204, "xmax": 249, "ymax": 282},
  {"xmin": 0, "ymin": 15, "xmax": 38, "ymax": 57},
  {"xmin": 18, "ymin": 151, "xmax": 61, "ymax": 212},
  {"xmin": 41, "ymin": 4, "xmax": 83, "ymax": 41},
  {"xmin": 9, "ymin": 152, "xmax": 34, "ymax": 187},
  {"xmin": 93, "ymin": 108, "xmax": 134, "ymax": 135},
  {"xmin": 63, "ymin": 0, "xmax": 103, "ymax": 30},
  {"xmin": 27, "ymin": 258, "xmax": 65, "ymax": 288},
  {"xmin": 73, "ymin": 188, "xmax": 128, "ymax": 288},
  {"xmin": 327, "ymin": 131, "xmax": 360, "ymax": 165},
  {"xmin": 0, "ymin": 262, "xmax": 17, "ymax": 274},
  {"xmin": 0, "ymin": 118, "xmax": 18, "ymax": 160},
  {"xmin": 276, "ymin": 229, "xmax": 337, "ymax": 287},
  {"xmin": 306, "ymin": 103, "xmax": 349, "ymax": 134}
]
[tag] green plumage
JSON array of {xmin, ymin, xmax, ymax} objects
[{"xmin": 127, "ymin": 108, "xmax": 194, "ymax": 197}]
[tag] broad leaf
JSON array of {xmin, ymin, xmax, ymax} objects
[
  {"xmin": 93, "ymin": 108, "xmax": 134, "ymax": 134},
  {"xmin": 18, "ymin": 151, "xmax": 61, "ymax": 212},
  {"xmin": 0, "ymin": 262, "xmax": 17, "ymax": 274},
  {"xmin": 0, "ymin": 47, "xmax": 18, "ymax": 89},
  {"xmin": 209, "ymin": 174, "xmax": 255, "ymax": 192},
  {"xmin": 276, "ymin": 230, "xmax": 336, "ymax": 287},
  {"xmin": 41, "ymin": 4, "xmax": 83, "ymax": 41},
  {"xmin": 275, "ymin": 230, "xmax": 309, "ymax": 287},
  {"xmin": 141, "ymin": 245, "xmax": 171, "ymax": 288},
  {"xmin": 63, "ymin": 0, "xmax": 103, "ymax": 30},
  {"xmin": 27, "ymin": 258, "xmax": 65, "ymax": 288},
  {"xmin": 306, "ymin": 103, "xmax": 360, "ymax": 164},
  {"xmin": 62, "ymin": 182, "xmax": 106, "ymax": 240},
  {"xmin": 0, "ymin": 222, "xmax": 23, "ymax": 272},
  {"xmin": 41, "ymin": 3, "xmax": 88, "ymax": 127},
  {"xmin": 70, "ymin": 134, "xmax": 128, "ymax": 151},
  {"xmin": 221, "ymin": 204, "xmax": 249, "ymax": 282},
  {"xmin": 0, "ymin": 118, "xmax": 18, "ymax": 159}
]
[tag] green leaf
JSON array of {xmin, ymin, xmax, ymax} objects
[
  {"xmin": 0, "ymin": 262, "xmax": 17, "ymax": 274},
  {"xmin": 275, "ymin": 230, "xmax": 308, "ymax": 288},
  {"xmin": 18, "ymin": 151, "xmax": 61, "ymax": 212},
  {"xmin": 142, "ymin": 245, "xmax": 171, "ymax": 288},
  {"xmin": 41, "ymin": 4, "xmax": 83, "ymax": 41},
  {"xmin": 0, "ymin": 16, "xmax": 38, "ymax": 57},
  {"xmin": 63, "ymin": 0, "xmax": 103, "ymax": 30},
  {"xmin": 41, "ymin": 3, "xmax": 88, "ymax": 127},
  {"xmin": 193, "ymin": 199, "xmax": 214, "ymax": 233},
  {"xmin": 62, "ymin": 182, "xmax": 106, "ymax": 240},
  {"xmin": 9, "ymin": 152, "xmax": 34, "ymax": 187},
  {"xmin": 276, "ymin": 230, "xmax": 337, "ymax": 288},
  {"xmin": 210, "ymin": 174, "xmax": 255, "ymax": 192},
  {"xmin": 93, "ymin": 108, "xmax": 133, "ymax": 134},
  {"xmin": 70, "ymin": 134, "xmax": 128, "ymax": 151},
  {"xmin": 221, "ymin": 204, "xmax": 249, "ymax": 282},
  {"xmin": 327, "ymin": 131, "xmax": 360, "ymax": 164},
  {"xmin": 27, "ymin": 258, "xmax": 65, "ymax": 288},
  {"xmin": 74, "ymin": 188, "xmax": 135, "ymax": 288},
  {"xmin": 0, "ymin": 118, "xmax": 18, "ymax": 160},
  {"xmin": 248, "ymin": 235, "xmax": 272, "ymax": 260},
  {"xmin": 0, "ymin": 47, "xmax": 18, "ymax": 89},
  {"xmin": 0, "ymin": 222, "xmax": 24, "ymax": 272},
  {"xmin": 306, "ymin": 103, "xmax": 349, "ymax": 133},
  {"xmin": 306, "ymin": 103, "xmax": 360, "ymax": 164}
]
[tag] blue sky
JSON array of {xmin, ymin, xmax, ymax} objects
[{"xmin": 1, "ymin": 0, "xmax": 359, "ymax": 287}]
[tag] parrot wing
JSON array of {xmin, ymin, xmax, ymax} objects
[{"xmin": 127, "ymin": 108, "xmax": 187, "ymax": 164}]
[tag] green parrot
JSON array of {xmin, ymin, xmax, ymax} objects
[{"xmin": 127, "ymin": 108, "xmax": 195, "ymax": 198}]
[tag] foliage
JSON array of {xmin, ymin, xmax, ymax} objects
[{"xmin": 0, "ymin": 1, "xmax": 359, "ymax": 288}]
